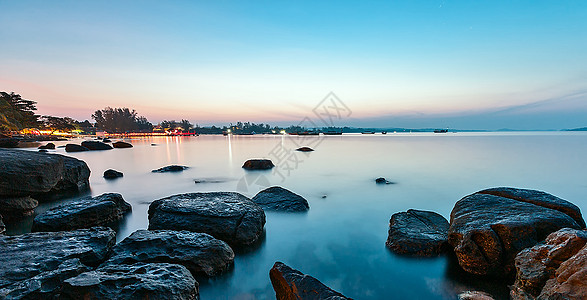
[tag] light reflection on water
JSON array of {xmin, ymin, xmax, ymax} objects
[{"xmin": 7, "ymin": 132, "xmax": 587, "ymax": 299}]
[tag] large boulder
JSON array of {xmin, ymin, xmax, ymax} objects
[
  {"xmin": 152, "ymin": 165, "xmax": 188, "ymax": 173},
  {"xmin": 0, "ymin": 227, "xmax": 116, "ymax": 298},
  {"xmin": 0, "ymin": 149, "xmax": 90, "ymax": 198},
  {"xmin": 242, "ymin": 159, "xmax": 274, "ymax": 170},
  {"xmin": 81, "ymin": 140, "xmax": 113, "ymax": 150},
  {"xmin": 448, "ymin": 188, "xmax": 584, "ymax": 277},
  {"xmin": 148, "ymin": 192, "xmax": 266, "ymax": 247},
  {"xmin": 252, "ymin": 186, "xmax": 309, "ymax": 212},
  {"xmin": 65, "ymin": 144, "xmax": 89, "ymax": 152},
  {"xmin": 511, "ymin": 228, "xmax": 587, "ymax": 299},
  {"xmin": 32, "ymin": 193, "xmax": 131, "ymax": 232},
  {"xmin": 112, "ymin": 141, "xmax": 133, "ymax": 148},
  {"xmin": 61, "ymin": 263, "xmax": 198, "ymax": 300},
  {"xmin": 104, "ymin": 230, "xmax": 234, "ymax": 277},
  {"xmin": 0, "ymin": 196, "xmax": 38, "ymax": 222},
  {"xmin": 386, "ymin": 209, "xmax": 449, "ymax": 256},
  {"xmin": 269, "ymin": 262, "xmax": 351, "ymax": 300}
]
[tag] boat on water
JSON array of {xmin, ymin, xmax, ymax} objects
[
  {"xmin": 381, "ymin": 131, "xmax": 387, "ymax": 134},
  {"xmin": 361, "ymin": 131, "xmax": 375, "ymax": 134},
  {"xmin": 297, "ymin": 131, "xmax": 320, "ymax": 136},
  {"xmin": 323, "ymin": 131, "xmax": 342, "ymax": 135},
  {"xmin": 434, "ymin": 129, "xmax": 449, "ymax": 133}
]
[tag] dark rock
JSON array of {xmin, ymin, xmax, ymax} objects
[
  {"xmin": 511, "ymin": 228, "xmax": 587, "ymax": 299},
  {"xmin": 57, "ymin": 145, "xmax": 66, "ymax": 148},
  {"xmin": 61, "ymin": 263, "xmax": 199, "ymax": 300},
  {"xmin": 458, "ymin": 291, "xmax": 495, "ymax": 300},
  {"xmin": 148, "ymin": 192, "xmax": 266, "ymax": 247},
  {"xmin": 375, "ymin": 177, "xmax": 394, "ymax": 184},
  {"xmin": 151, "ymin": 143, "xmax": 157, "ymax": 146},
  {"xmin": 65, "ymin": 144, "xmax": 90, "ymax": 152},
  {"xmin": 269, "ymin": 261, "xmax": 351, "ymax": 300},
  {"xmin": 242, "ymin": 159, "xmax": 274, "ymax": 170},
  {"xmin": 0, "ymin": 138, "xmax": 19, "ymax": 148},
  {"xmin": 112, "ymin": 141, "xmax": 133, "ymax": 148},
  {"xmin": 0, "ymin": 196, "xmax": 39, "ymax": 222},
  {"xmin": 296, "ymin": 147, "xmax": 314, "ymax": 152},
  {"xmin": 103, "ymin": 169, "xmax": 123, "ymax": 179},
  {"xmin": 38, "ymin": 149, "xmax": 48, "ymax": 153},
  {"xmin": 102, "ymin": 138, "xmax": 111, "ymax": 143},
  {"xmin": 32, "ymin": 193, "xmax": 131, "ymax": 232},
  {"xmin": 152, "ymin": 165, "xmax": 189, "ymax": 173},
  {"xmin": 0, "ymin": 227, "xmax": 116, "ymax": 297},
  {"xmin": 104, "ymin": 230, "xmax": 234, "ymax": 277},
  {"xmin": 81, "ymin": 140, "xmax": 113, "ymax": 150},
  {"xmin": 386, "ymin": 209, "xmax": 449, "ymax": 256},
  {"xmin": 38, "ymin": 142, "xmax": 56, "ymax": 150},
  {"xmin": 0, "ymin": 215, "xmax": 5, "ymax": 234},
  {"xmin": 252, "ymin": 186, "xmax": 309, "ymax": 212},
  {"xmin": 448, "ymin": 188, "xmax": 584, "ymax": 277},
  {"xmin": 0, "ymin": 149, "xmax": 90, "ymax": 198}
]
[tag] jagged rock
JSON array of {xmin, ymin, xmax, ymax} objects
[
  {"xmin": 65, "ymin": 144, "xmax": 89, "ymax": 152},
  {"xmin": 296, "ymin": 147, "xmax": 314, "ymax": 152},
  {"xmin": 152, "ymin": 165, "xmax": 188, "ymax": 173},
  {"xmin": 448, "ymin": 188, "xmax": 584, "ymax": 277},
  {"xmin": 0, "ymin": 149, "xmax": 90, "ymax": 198},
  {"xmin": 0, "ymin": 227, "xmax": 116, "ymax": 298},
  {"xmin": 269, "ymin": 262, "xmax": 351, "ymax": 300},
  {"xmin": 112, "ymin": 141, "xmax": 133, "ymax": 148},
  {"xmin": 61, "ymin": 263, "xmax": 198, "ymax": 300},
  {"xmin": 242, "ymin": 159, "xmax": 274, "ymax": 170},
  {"xmin": 386, "ymin": 209, "xmax": 449, "ymax": 256},
  {"xmin": 38, "ymin": 142, "xmax": 55, "ymax": 150},
  {"xmin": 0, "ymin": 196, "xmax": 39, "ymax": 222},
  {"xmin": 81, "ymin": 140, "xmax": 113, "ymax": 150},
  {"xmin": 148, "ymin": 192, "xmax": 266, "ymax": 247},
  {"xmin": 252, "ymin": 186, "xmax": 309, "ymax": 212},
  {"xmin": 104, "ymin": 230, "xmax": 234, "ymax": 277},
  {"xmin": 538, "ymin": 243, "xmax": 587, "ymax": 299},
  {"xmin": 511, "ymin": 228, "xmax": 587, "ymax": 299},
  {"xmin": 103, "ymin": 169, "xmax": 123, "ymax": 179}
]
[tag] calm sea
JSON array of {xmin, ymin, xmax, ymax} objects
[{"xmin": 10, "ymin": 132, "xmax": 587, "ymax": 299}]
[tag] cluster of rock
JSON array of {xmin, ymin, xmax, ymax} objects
[{"xmin": 65, "ymin": 140, "xmax": 132, "ymax": 152}]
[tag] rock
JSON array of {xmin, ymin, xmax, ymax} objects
[
  {"xmin": 104, "ymin": 230, "xmax": 234, "ymax": 277},
  {"xmin": 0, "ymin": 215, "xmax": 5, "ymax": 234},
  {"xmin": 242, "ymin": 159, "xmax": 274, "ymax": 170},
  {"xmin": 0, "ymin": 138, "xmax": 19, "ymax": 148},
  {"xmin": 375, "ymin": 177, "xmax": 386, "ymax": 183},
  {"xmin": 61, "ymin": 263, "xmax": 199, "ymax": 300},
  {"xmin": 458, "ymin": 291, "xmax": 495, "ymax": 300},
  {"xmin": 102, "ymin": 138, "xmax": 111, "ymax": 143},
  {"xmin": 38, "ymin": 149, "xmax": 48, "ymax": 153},
  {"xmin": 103, "ymin": 169, "xmax": 123, "ymax": 179},
  {"xmin": 296, "ymin": 147, "xmax": 314, "ymax": 152},
  {"xmin": 152, "ymin": 165, "xmax": 189, "ymax": 173},
  {"xmin": 269, "ymin": 262, "xmax": 350, "ymax": 300},
  {"xmin": 252, "ymin": 186, "xmax": 309, "ymax": 212},
  {"xmin": 386, "ymin": 209, "xmax": 449, "ymax": 256},
  {"xmin": 32, "ymin": 193, "xmax": 131, "ymax": 232},
  {"xmin": 112, "ymin": 141, "xmax": 133, "ymax": 148},
  {"xmin": 38, "ymin": 142, "xmax": 56, "ymax": 150},
  {"xmin": 0, "ymin": 227, "xmax": 116, "ymax": 297},
  {"xmin": 0, "ymin": 196, "xmax": 39, "ymax": 222},
  {"xmin": 511, "ymin": 228, "xmax": 587, "ymax": 299},
  {"xmin": 65, "ymin": 144, "xmax": 90, "ymax": 152},
  {"xmin": 448, "ymin": 188, "xmax": 584, "ymax": 277},
  {"xmin": 81, "ymin": 140, "xmax": 113, "ymax": 150},
  {"xmin": 538, "ymin": 243, "xmax": 587, "ymax": 300},
  {"xmin": 0, "ymin": 149, "xmax": 90, "ymax": 198},
  {"xmin": 148, "ymin": 192, "xmax": 266, "ymax": 247}
]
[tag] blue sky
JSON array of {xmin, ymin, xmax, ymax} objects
[{"xmin": 1, "ymin": 0, "xmax": 586, "ymax": 129}]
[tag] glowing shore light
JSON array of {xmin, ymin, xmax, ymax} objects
[
  {"xmin": 227, "ymin": 129, "xmax": 231, "ymax": 133},
  {"xmin": 280, "ymin": 130, "xmax": 286, "ymax": 134}
]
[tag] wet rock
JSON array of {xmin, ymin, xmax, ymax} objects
[
  {"xmin": 458, "ymin": 291, "xmax": 495, "ymax": 300},
  {"xmin": 296, "ymin": 147, "xmax": 314, "ymax": 152},
  {"xmin": 386, "ymin": 209, "xmax": 449, "ymax": 256},
  {"xmin": 0, "ymin": 149, "xmax": 90, "ymax": 198},
  {"xmin": 448, "ymin": 188, "xmax": 584, "ymax": 277},
  {"xmin": 0, "ymin": 215, "xmax": 5, "ymax": 234},
  {"xmin": 104, "ymin": 230, "xmax": 234, "ymax": 277},
  {"xmin": 81, "ymin": 140, "xmax": 113, "ymax": 150},
  {"xmin": 148, "ymin": 192, "xmax": 266, "ymax": 247},
  {"xmin": 252, "ymin": 186, "xmax": 309, "ymax": 212},
  {"xmin": 32, "ymin": 193, "xmax": 131, "ymax": 232},
  {"xmin": 103, "ymin": 169, "xmax": 123, "ymax": 179},
  {"xmin": 112, "ymin": 141, "xmax": 133, "ymax": 148},
  {"xmin": 65, "ymin": 144, "xmax": 90, "ymax": 152},
  {"xmin": 269, "ymin": 262, "xmax": 351, "ymax": 300},
  {"xmin": 38, "ymin": 142, "xmax": 55, "ymax": 150},
  {"xmin": 61, "ymin": 263, "xmax": 199, "ymax": 300},
  {"xmin": 0, "ymin": 227, "xmax": 116, "ymax": 297},
  {"xmin": 38, "ymin": 149, "xmax": 48, "ymax": 153},
  {"xmin": 0, "ymin": 196, "xmax": 39, "ymax": 222},
  {"xmin": 242, "ymin": 159, "xmax": 274, "ymax": 170},
  {"xmin": 152, "ymin": 165, "xmax": 189, "ymax": 173},
  {"xmin": 538, "ymin": 242, "xmax": 587, "ymax": 300},
  {"xmin": 511, "ymin": 228, "xmax": 587, "ymax": 299}
]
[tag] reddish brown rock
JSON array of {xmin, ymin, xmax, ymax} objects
[{"xmin": 269, "ymin": 262, "xmax": 351, "ymax": 300}]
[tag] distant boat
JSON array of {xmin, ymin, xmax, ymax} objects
[
  {"xmin": 361, "ymin": 131, "xmax": 375, "ymax": 134},
  {"xmin": 434, "ymin": 129, "xmax": 449, "ymax": 133},
  {"xmin": 323, "ymin": 131, "xmax": 342, "ymax": 135},
  {"xmin": 381, "ymin": 131, "xmax": 387, "ymax": 134},
  {"xmin": 297, "ymin": 131, "xmax": 319, "ymax": 136}
]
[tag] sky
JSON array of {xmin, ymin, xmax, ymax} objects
[{"xmin": 1, "ymin": 0, "xmax": 586, "ymax": 130}]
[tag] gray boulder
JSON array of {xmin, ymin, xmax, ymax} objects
[
  {"xmin": 252, "ymin": 186, "xmax": 309, "ymax": 212},
  {"xmin": 81, "ymin": 140, "xmax": 113, "ymax": 150},
  {"xmin": 0, "ymin": 196, "xmax": 38, "ymax": 222},
  {"xmin": 386, "ymin": 209, "xmax": 449, "ymax": 256},
  {"xmin": 270, "ymin": 262, "xmax": 350, "ymax": 300},
  {"xmin": 32, "ymin": 193, "xmax": 131, "ymax": 232},
  {"xmin": 112, "ymin": 141, "xmax": 133, "ymax": 148},
  {"xmin": 65, "ymin": 144, "xmax": 89, "ymax": 152},
  {"xmin": 148, "ymin": 192, "xmax": 266, "ymax": 247},
  {"xmin": 242, "ymin": 159, "xmax": 274, "ymax": 170}
]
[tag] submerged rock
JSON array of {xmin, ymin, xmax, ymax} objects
[
  {"xmin": 242, "ymin": 159, "xmax": 274, "ymax": 170},
  {"xmin": 112, "ymin": 141, "xmax": 133, "ymax": 148},
  {"xmin": 104, "ymin": 230, "xmax": 234, "ymax": 277},
  {"xmin": 269, "ymin": 262, "xmax": 351, "ymax": 300},
  {"xmin": 61, "ymin": 263, "xmax": 199, "ymax": 300},
  {"xmin": 148, "ymin": 192, "xmax": 266, "ymax": 247},
  {"xmin": 386, "ymin": 209, "xmax": 449, "ymax": 256},
  {"xmin": 65, "ymin": 144, "xmax": 89, "ymax": 152},
  {"xmin": 295, "ymin": 147, "xmax": 314, "ymax": 152},
  {"xmin": 375, "ymin": 177, "xmax": 395, "ymax": 184},
  {"xmin": 0, "ymin": 196, "xmax": 38, "ymax": 222},
  {"xmin": 103, "ymin": 169, "xmax": 123, "ymax": 179},
  {"xmin": 152, "ymin": 165, "xmax": 189, "ymax": 173},
  {"xmin": 252, "ymin": 186, "xmax": 309, "ymax": 212},
  {"xmin": 448, "ymin": 187, "xmax": 584, "ymax": 277},
  {"xmin": 81, "ymin": 140, "xmax": 113, "ymax": 150},
  {"xmin": 32, "ymin": 193, "xmax": 131, "ymax": 232},
  {"xmin": 38, "ymin": 142, "xmax": 55, "ymax": 150}
]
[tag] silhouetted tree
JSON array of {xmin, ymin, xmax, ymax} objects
[
  {"xmin": 0, "ymin": 92, "xmax": 40, "ymax": 132},
  {"xmin": 92, "ymin": 107, "xmax": 152, "ymax": 133},
  {"xmin": 41, "ymin": 116, "xmax": 76, "ymax": 134}
]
